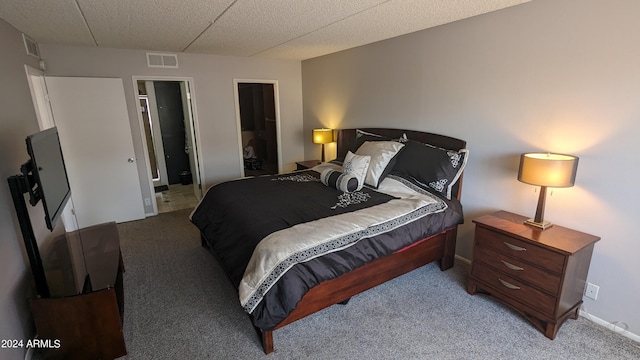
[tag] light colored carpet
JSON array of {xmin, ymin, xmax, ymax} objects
[{"xmin": 117, "ymin": 209, "xmax": 640, "ymax": 359}]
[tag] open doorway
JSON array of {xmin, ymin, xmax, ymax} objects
[
  {"xmin": 134, "ymin": 77, "xmax": 202, "ymax": 214},
  {"xmin": 234, "ymin": 80, "xmax": 281, "ymax": 177}
]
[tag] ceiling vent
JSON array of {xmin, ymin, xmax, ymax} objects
[
  {"xmin": 146, "ymin": 53, "xmax": 179, "ymax": 69},
  {"xmin": 22, "ymin": 34, "xmax": 40, "ymax": 58}
]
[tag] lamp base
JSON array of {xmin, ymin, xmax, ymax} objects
[{"xmin": 524, "ymin": 218, "xmax": 553, "ymax": 230}]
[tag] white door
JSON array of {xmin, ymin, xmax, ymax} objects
[{"xmin": 45, "ymin": 77, "xmax": 146, "ymax": 228}]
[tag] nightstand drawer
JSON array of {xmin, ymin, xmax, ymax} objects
[
  {"xmin": 471, "ymin": 263, "xmax": 556, "ymax": 316},
  {"xmin": 473, "ymin": 245, "xmax": 561, "ymax": 294},
  {"xmin": 475, "ymin": 227, "xmax": 565, "ymax": 274}
]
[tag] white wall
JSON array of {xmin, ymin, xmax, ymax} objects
[
  {"xmin": 38, "ymin": 44, "xmax": 304, "ymax": 213},
  {"xmin": 2, "ymin": 15, "xmax": 303, "ymax": 360},
  {"xmin": 302, "ymin": 0, "xmax": 640, "ymax": 337},
  {"xmin": 0, "ymin": 19, "xmax": 47, "ymax": 360}
]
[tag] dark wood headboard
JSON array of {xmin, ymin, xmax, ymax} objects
[{"xmin": 335, "ymin": 128, "xmax": 467, "ymax": 200}]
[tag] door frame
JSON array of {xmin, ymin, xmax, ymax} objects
[
  {"xmin": 24, "ymin": 66, "xmax": 80, "ymax": 232},
  {"xmin": 233, "ymin": 79, "xmax": 282, "ymax": 176},
  {"xmin": 25, "ymin": 65, "xmax": 55, "ymax": 130},
  {"xmin": 132, "ymin": 76, "xmax": 204, "ymax": 215}
]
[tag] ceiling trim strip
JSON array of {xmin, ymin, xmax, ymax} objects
[
  {"xmin": 182, "ymin": 0, "xmax": 239, "ymax": 52},
  {"xmin": 74, "ymin": 0, "xmax": 98, "ymax": 47}
]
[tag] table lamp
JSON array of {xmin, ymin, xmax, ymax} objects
[
  {"xmin": 313, "ymin": 128, "xmax": 333, "ymax": 162},
  {"xmin": 517, "ymin": 152, "xmax": 579, "ymax": 229}
]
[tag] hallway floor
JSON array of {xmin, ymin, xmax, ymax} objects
[{"xmin": 155, "ymin": 184, "xmax": 199, "ymax": 214}]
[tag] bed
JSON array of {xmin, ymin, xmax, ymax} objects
[{"xmin": 190, "ymin": 128, "xmax": 468, "ymax": 354}]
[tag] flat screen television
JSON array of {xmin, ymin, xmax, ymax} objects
[{"xmin": 25, "ymin": 127, "xmax": 71, "ymax": 231}]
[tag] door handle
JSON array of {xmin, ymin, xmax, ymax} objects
[{"xmin": 128, "ymin": 158, "xmax": 135, "ymax": 163}]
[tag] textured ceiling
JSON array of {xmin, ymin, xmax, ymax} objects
[{"xmin": 0, "ymin": 0, "xmax": 530, "ymax": 60}]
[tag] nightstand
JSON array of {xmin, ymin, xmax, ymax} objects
[
  {"xmin": 295, "ymin": 160, "xmax": 321, "ymax": 170},
  {"xmin": 467, "ymin": 210, "xmax": 600, "ymax": 339}
]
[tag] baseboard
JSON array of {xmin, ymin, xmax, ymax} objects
[
  {"xmin": 154, "ymin": 185, "xmax": 169, "ymax": 193},
  {"xmin": 454, "ymin": 254, "xmax": 471, "ymax": 266},
  {"xmin": 579, "ymin": 309, "xmax": 640, "ymax": 343}
]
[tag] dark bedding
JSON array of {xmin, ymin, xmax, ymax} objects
[
  {"xmin": 191, "ymin": 170, "xmax": 463, "ymax": 330},
  {"xmin": 250, "ymin": 190, "xmax": 463, "ymax": 329},
  {"xmin": 190, "ymin": 171, "xmax": 396, "ymax": 287}
]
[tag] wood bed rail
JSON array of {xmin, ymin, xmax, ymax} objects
[{"xmin": 258, "ymin": 227, "xmax": 457, "ymax": 354}]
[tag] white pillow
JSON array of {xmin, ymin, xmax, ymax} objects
[
  {"xmin": 342, "ymin": 151, "xmax": 370, "ymax": 191},
  {"xmin": 355, "ymin": 141, "xmax": 405, "ymax": 188}
]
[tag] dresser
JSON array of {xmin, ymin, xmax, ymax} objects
[
  {"xmin": 29, "ymin": 222, "xmax": 126, "ymax": 359},
  {"xmin": 467, "ymin": 211, "xmax": 600, "ymax": 339}
]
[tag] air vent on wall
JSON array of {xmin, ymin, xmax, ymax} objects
[
  {"xmin": 22, "ymin": 34, "xmax": 40, "ymax": 59},
  {"xmin": 146, "ymin": 53, "xmax": 179, "ymax": 69}
]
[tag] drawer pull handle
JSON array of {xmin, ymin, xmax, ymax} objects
[
  {"xmin": 498, "ymin": 279, "xmax": 521, "ymax": 290},
  {"xmin": 504, "ymin": 242, "xmax": 527, "ymax": 251},
  {"xmin": 501, "ymin": 260, "xmax": 524, "ymax": 271}
]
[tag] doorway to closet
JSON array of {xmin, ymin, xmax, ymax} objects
[{"xmin": 234, "ymin": 80, "xmax": 281, "ymax": 177}]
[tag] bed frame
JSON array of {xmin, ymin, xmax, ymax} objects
[{"xmin": 204, "ymin": 128, "xmax": 466, "ymax": 354}]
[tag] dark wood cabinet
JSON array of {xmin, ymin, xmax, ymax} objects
[
  {"xmin": 467, "ymin": 211, "xmax": 599, "ymax": 339},
  {"xmin": 30, "ymin": 222, "xmax": 126, "ymax": 359},
  {"xmin": 295, "ymin": 160, "xmax": 321, "ymax": 170}
]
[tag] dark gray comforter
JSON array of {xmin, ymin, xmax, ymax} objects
[{"xmin": 191, "ymin": 171, "xmax": 463, "ymax": 329}]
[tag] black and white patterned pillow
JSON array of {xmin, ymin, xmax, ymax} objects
[
  {"xmin": 391, "ymin": 140, "xmax": 468, "ymax": 199},
  {"xmin": 320, "ymin": 169, "xmax": 360, "ymax": 193}
]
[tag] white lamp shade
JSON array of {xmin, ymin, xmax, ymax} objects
[
  {"xmin": 313, "ymin": 128, "xmax": 333, "ymax": 144},
  {"xmin": 518, "ymin": 153, "xmax": 579, "ymax": 188}
]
